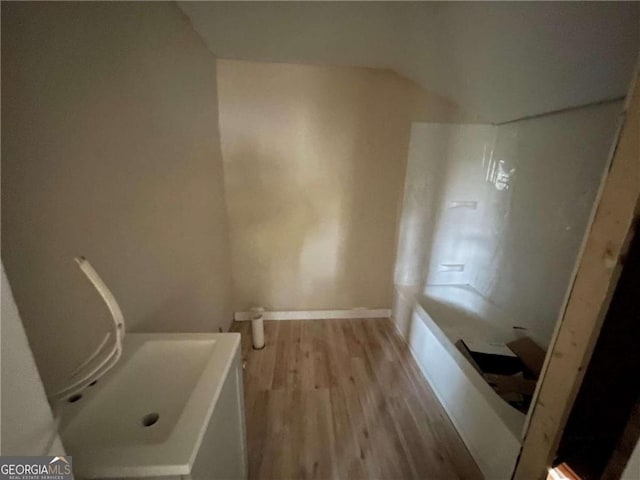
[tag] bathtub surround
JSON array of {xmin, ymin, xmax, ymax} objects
[
  {"xmin": 394, "ymin": 101, "xmax": 623, "ymax": 348},
  {"xmin": 1, "ymin": 2, "xmax": 233, "ymax": 394},
  {"xmin": 391, "ymin": 100, "xmax": 623, "ymax": 477},
  {"xmin": 217, "ymin": 59, "xmax": 474, "ymax": 313}
]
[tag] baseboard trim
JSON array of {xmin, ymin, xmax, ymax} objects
[{"xmin": 233, "ymin": 308, "xmax": 391, "ymax": 322}]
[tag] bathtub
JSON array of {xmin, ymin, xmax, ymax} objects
[{"xmin": 393, "ymin": 284, "xmax": 527, "ymax": 480}]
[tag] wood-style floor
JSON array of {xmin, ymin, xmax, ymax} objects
[{"xmin": 232, "ymin": 318, "xmax": 483, "ymax": 480}]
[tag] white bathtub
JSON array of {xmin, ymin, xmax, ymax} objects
[{"xmin": 393, "ymin": 284, "xmax": 526, "ymax": 480}]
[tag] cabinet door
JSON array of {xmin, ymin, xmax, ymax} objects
[{"xmin": 189, "ymin": 350, "xmax": 248, "ymax": 480}]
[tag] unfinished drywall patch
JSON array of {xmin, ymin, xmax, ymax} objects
[
  {"xmin": 217, "ymin": 59, "xmax": 472, "ymax": 312},
  {"xmin": 1, "ymin": 2, "xmax": 232, "ymax": 393}
]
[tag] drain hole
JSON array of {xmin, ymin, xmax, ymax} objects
[
  {"xmin": 68, "ymin": 393, "xmax": 82, "ymax": 403},
  {"xmin": 141, "ymin": 413, "xmax": 159, "ymax": 427}
]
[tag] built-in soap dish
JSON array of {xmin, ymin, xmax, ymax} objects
[
  {"xmin": 438, "ymin": 263, "xmax": 465, "ymax": 273},
  {"xmin": 448, "ymin": 200, "xmax": 478, "ymax": 209}
]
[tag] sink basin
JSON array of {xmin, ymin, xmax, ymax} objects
[{"xmin": 60, "ymin": 333, "xmax": 246, "ymax": 479}]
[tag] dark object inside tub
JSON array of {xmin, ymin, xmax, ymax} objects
[{"xmin": 456, "ymin": 336, "xmax": 546, "ymax": 414}]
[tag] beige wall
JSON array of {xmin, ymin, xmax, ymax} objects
[
  {"xmin": 1, "ymin": 2, "xmax": 232, "ymax": 393},
  {"xmin": 217, "ymin": 60, "xmax": 470, "ymax": 311}
]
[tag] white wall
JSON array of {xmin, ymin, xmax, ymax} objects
[
  {"xmin": 217, "ymin": 60, "xmax": 472, "ymax": 312},
  {"xmin": 394, "ymin": 101, "xmax": 622, "ymax": 347},
  {"xmin": 1, "ymin": 2, "xmax": 233, "ymax": 394},
  {"xmin": 1, "ymin": 263, "xmax": 65, "ymax": 456}
]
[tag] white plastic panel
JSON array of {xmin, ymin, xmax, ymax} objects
[
  {"xmin": 395, "ymin": 101, "xmax": 622, "ymax": 349},
  {"xmin": 469, "ymin": 102, "xmax": 623, "ymax": 346},
  {"xmin": 424, "ymin": 124, "xmax": 496, "ymax": 286},
  {"xmin": 394, "ymin": 123, "xmax": 495, "ymax": 287}
]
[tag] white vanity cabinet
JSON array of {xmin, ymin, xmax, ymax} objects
[
  {"xmin": 187, "ymin": 347, "xmax": 247, "ymax": 480},
  {"xmin": 62, "ymin": 333, "xmax": 248, "ymax": 480},
  {"xmin": 120, "ymin": 349, "xmax": 247, "ymax": 480}
]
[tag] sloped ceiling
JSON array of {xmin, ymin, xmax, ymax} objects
[{"xmin": 178, "ymin": 1, "xmax": 640, "ymax": 123}]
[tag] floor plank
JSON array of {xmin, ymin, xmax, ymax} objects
[{"xmin": 232, "ymin": 318, "xmax": 483, "ymax": 480}]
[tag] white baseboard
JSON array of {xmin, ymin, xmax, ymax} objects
[{"xmin": 233, "ymin": 308, "xmax": 391, "ymax": 322}]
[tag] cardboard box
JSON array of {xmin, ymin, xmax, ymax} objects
[{"xmin": 456, "ymin": 336, "xmax": 547, "ymax": 413}]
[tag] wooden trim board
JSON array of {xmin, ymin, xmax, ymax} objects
[
  {"xmin": 233, "ymin": 308, "xmax": 391, "ymax": 321},
  {"xmin": 514, "ymin": 73, "xmax": 640, "ymax": 479}
]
